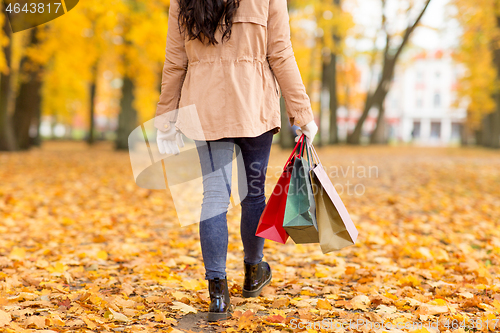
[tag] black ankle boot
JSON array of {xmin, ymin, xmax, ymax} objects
[
  {"xmin": 242, "ymin": 261, "xmax": 272, "ymax": 298},
  {"xmin": 207, "ymin": 277, "xmax": 231, "ymax": 322}
]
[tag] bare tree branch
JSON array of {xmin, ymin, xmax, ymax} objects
[{"xmin": 394, "ymin": 0, "xmax": 431, "ymax": 60}]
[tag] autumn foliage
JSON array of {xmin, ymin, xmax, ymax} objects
[{"xmin": 0, "ymin": 142, "xmax": 499, "ymax": 332}]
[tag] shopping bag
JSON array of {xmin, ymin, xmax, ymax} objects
[
  {"xmin": 309, "ymin": 145, "xmax": 358, "ymax": 253},
  {"xmin": 283, "ymin": 136, "xmax": 319, "ymax": 244},
  {"xmin": 303, "ymin": 142, "xmax": 317, "ymax": 230},
  {"xmin": 255, "ymin": 135, "xmax": 306, "ymax": 244}
]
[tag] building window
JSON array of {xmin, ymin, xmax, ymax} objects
[
  {"xmin": 434, "ymin": 93, "xmax": 441, "ymax": 108},
  {"xmin": 412, "ymin": 121, "xmax": 421, "ymax": 138},
  {"xmin": 430, "ymin": 121, "xmax": 441, "ymax": 139},
  {"xmin": 416, "ymin": 97, "xmax": 423, "ymax": 108},
  {"xmin": 451, "ymin": 122, "xmax": 462, "ymax": 140},
  {"xmin": 416, "ymin": 70, "xmax": 424, "ymax": 81}
]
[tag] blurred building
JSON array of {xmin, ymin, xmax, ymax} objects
[
  {"xmin": 333, "ymin": 49, "xmax": 467, "ymax": 145},
  {"xmin": 386, "ymin": 49, "xmax": 466, "ymax": 145}
]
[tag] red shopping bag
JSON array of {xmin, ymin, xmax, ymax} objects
[{"xmin": 255, "ymin": 135, "xmax": 306, "ymax": 244}]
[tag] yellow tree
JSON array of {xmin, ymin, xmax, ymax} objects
[
  {"xmin": 12, "ymin": 26, "xmax": 55, "ymax": 149},
  {"xmin": 452, "ymin": 0, "xmax": 500, "ymax": 147},
  {"xmin": 337, "ymin": 57, "xmax": 363, "ymax": 112},
  {"xmin": 0, "ymin": 9, "xmax": 15, "ymax": 151},
  {"xmin": 34, "ymin": 0, "xmax": 114, "ymax": 138},
  {"xmin": 30, "ymin": 0, "xmax": 168, "ymax": 147},
  {"xmin": 315, "ymin": 0, "xmax": 353, "ymax": 144},
  {"xmin": 115, "ymin": 0, "xmax": 169, "ymax": 150},
  {"xmin": 288, "ymin": 0, "xmax": 354, "ymax": 145}
]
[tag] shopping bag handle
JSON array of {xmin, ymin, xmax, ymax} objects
[
  {"xmin": 297, "ymin": 135, "xmax": 314, "ymax": 169},
  {"xmin": 304, "ymin": 140, "xmax": 314, "ymax": 169},
  {"xmin": 284, "ymin": 134, "xmax": 305, "ymax": 170},
  {"xmin": 308, "ymin": 143, "xmax": 322, "ymax": 166},
  {"xmin": 297, "ymin": 134, "xmax": 313, "ymax": 169},
  {"xmin": 299, "ymin": 135, "xmax": 306, "ymax": 156}
]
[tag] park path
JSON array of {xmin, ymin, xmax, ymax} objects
[{"xmin": 0, "ymin": 142, "xmax": 499, "ymax": 332}]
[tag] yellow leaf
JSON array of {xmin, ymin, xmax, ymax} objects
[
  {"xmin": 398, "ymin": 274, "xmax": 421, "ymax": 287},
  {"xmin": 430, "ymin": 298, "xmax": 447, "ymax": 306},
  {"xmin": 458, "ymin": 291, "xmax": 474, "ymax": 298},
  {"xmin": 82, "ymin": 316, "xmax": 97, "ymax": 329},
  {"xmin": 272, "ymin": 298, "xmax": 290, "ymax": 308},
  {"xmin": 49, "ymin": 314, "xmax": 65, "ymax": 326},
  {"xmin": 136, "ymin": 230, "xmax": 150, "ymax": 238},
  {"xmin": 317, "ymin": 299, "xmax": 332, "ymax": 310},
  {"xmin": 417, "ymin": 247, "xmax": 433, "ymax": 259},
  {"xmin": 176, "ymin": 255, "xmax": 197, "ymax": 265},
  {"xmin": 97, "ymin": 250, "xmax": 108, "ymax": 260},
  {"xmin": 9, "ymin": 247, "xmax": 26, "ymax": 260},
  {"xmin": 171, "ymin": 291, "xmax": 190, "ymax": 300},
  {"xmin": 350, "ymin": 295, "xmax": 371, "ymax": 311},
  {"xmin": 411, "ymin": 329, "xmax": 431, "ymax": 333},
  {"xmin": 300, "ymin": 290, "xmax": 317, "ymax": 296},
  {"xmin": 165, "ymin": 328, "xmax": 185, "ymax": 333},
  {"xmin": 48, "ymin": 262, "xmax": 67, "ymax": 273},
  {"xmin": 171, "ymin": 301, "xmax": 197, "ymax": 314},
  {"xmin": 89, "ymin": 294, "xmax": 102, "ymax": 306},
  {"xmin": 109, "ymin": 308, "xmax": 129, "ymax": 322},
  {"xmin": 416, "ymin": 304, "xmax": 449, "ymax": 315},
  {"xmin": 61, "ymin": 217, "xmax": 75, "ymax": 226},
  {"xmin": 375, "ymin": 304, "xmax": 397, "ymax": 315},
  {"xmin": 345, "ymin": 266, "xmax": 356, "ymax": 275},
  {"xmin": 384, "ymin": 292, "xmax": 398, "ymax": 300},
  {"xmin": 154, "ymin": 312, "xmax": 166, "ymax": 322},
  {"xmin": 432, "ymin": 248, "xmax": 450, "ymax": 261},
  {"xmin": 492, "ymin": 299, "xmax": 500, "ymax": 312},
  {"xmin": 0, "ymin": 310, "xmax": 11, "ymax": 327},
  {"xmin": 24, "ymin": 315, "xmax": 47, "ymax": 329},
  {"xmin": 181, "ymin": 279, "xmax": 201, "ymax": 290}
]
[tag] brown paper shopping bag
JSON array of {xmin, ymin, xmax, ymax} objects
[{"xmin": 309, "ymin": 145, "xmax": 358, "ymax": 253}]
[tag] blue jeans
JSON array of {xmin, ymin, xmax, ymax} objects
[{"xmin": 195, "ymin": 130, "xmax": 274, "ymax": 280}]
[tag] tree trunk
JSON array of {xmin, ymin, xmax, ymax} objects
[
  {"xmin": 279, "ymin": 95, "xmax": 295, "ymax": 149},
  {"xmin": 370, "ymin": 99, "xmax": 388, "ymax": 144},
  {"xmin": 491, "ymin": 109, "xmax": 500, "ymax": 148},
  {"xmin": 12, "ymin": 28, "xmax": 42, "ymax": 150},
  {"xmin": 320, "ymin": 51, "xmax": 330, "ymax": 147},
  {"xmin": 0, "ymin": 9, "xmax": 16, "ymax": 151},
  {"xmin": 328, "ymin": 53, "xmax": 338, "ymax": 144},
  {"xmin": 30, "ymin": 26, "xmax": 49, "ymax": 147},
  {"xmin": 347, "ymin": 91, "xmax": 376, "ymax": 144},
  {"xmin": 328, "ymin": 0, "xmax": 341, "ymax": 145},
  {"xmin": 87, "ymin": 64, "xmax": 98, "ymax": 145},
  {"xmin": 30, "ymin": 102, "xmax": 42, "ymax": 146},
  {"xmin": 482, "ymin": 113, "xmax": 493, "ymax": 147},
  {"xmin": 475, "ymin": 128, "xmax": 483, "ymax": 146},
  {"xmin": 115, "ymin": 76, "xmax": 138, "ymax": 150},
  {"xmin": 483, "ymin": 15, "xmax": 500, "ymax": 148},
  {"xmin": 460, "ymin": 123, "xmax": 470, "ymax": 146},
  {"xmin": 347, "ymin": 0, "xmax": 431, "ymax": 145},
  {"xmin": 347, "ymin": 56, "xmax": 393, "ymax": 145}
]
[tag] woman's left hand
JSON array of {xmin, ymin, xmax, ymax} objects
[{"xmin": 157, "ymin": 124, "xmax": 184, "ymax": 155}]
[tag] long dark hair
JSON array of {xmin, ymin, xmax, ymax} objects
[{"xmin": 177, "ymin": 0, "xmax": 241, "ymax": 46}]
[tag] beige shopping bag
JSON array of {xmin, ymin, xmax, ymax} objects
[{"xmin": 309, "ymin": 145, "xmax": 358, "ymax": 253}]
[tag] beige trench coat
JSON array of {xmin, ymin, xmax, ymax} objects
[{"xmin": 154, "ymin": 0, "xmax": 314, "ymax": 141}]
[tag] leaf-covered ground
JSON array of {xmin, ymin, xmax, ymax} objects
[{"xmin": 0, "ymin": 141, "xmax": 499, "ymax": 333}]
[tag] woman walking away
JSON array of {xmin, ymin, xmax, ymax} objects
[{"xmin": 154, "ymin": 0, "xmax": 318, "ymax": 322}]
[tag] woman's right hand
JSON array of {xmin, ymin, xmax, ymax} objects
[{"xmin": 295, "ymin": 120, "xmax": 318, "ymax": 146}]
